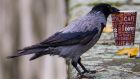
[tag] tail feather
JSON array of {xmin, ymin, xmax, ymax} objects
[
  {"xmin": 30, "ymin": 53, "xmax": 44, "ymax": 61},
  {"xmin": 7, "ymin": 42, "xmax": 57, "ymax": 60},
  {"xmin": 20, "ymin": 44, "xmax": 49, "ymax": 51},
  {"xmin": 30, "ymin": 48, "xmax": 54, "ymax": 61},
  {"xmin": 7, "ymin": 48, "xmax": 47, "ymax": 59},
  {"xmin": 7, "ymin": 50, "xmax": 25, "ymax": 58}
]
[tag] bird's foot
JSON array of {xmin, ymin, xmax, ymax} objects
[
  {"xmin": 76, "ymin": 74, "xmax": 96, "ymax": 79},
  {"xmin": 76, "ymin": 74, "xmax": 90, "ymax": 79},
  {"xmin": 82, "ymin": 70, "xmax": 97, "ymax": 74},
  {"xmin": 76, "ymin": 70, "xmax": 96, "ymax": 79}
]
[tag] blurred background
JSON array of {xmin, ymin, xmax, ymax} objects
[{"xmin": 0, "ymin": 0, "xmax": 140, "ymax": 79}]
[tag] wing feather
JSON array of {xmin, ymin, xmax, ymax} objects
[{"xmin": 40, "ymin": 27, "xmax": 98, "ymax": 46}]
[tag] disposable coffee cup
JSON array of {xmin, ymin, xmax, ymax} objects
[{"xmin": 112, "ymin": 11, "xmax": 137, "ymax": 46}]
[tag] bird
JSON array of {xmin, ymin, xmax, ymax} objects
[{"xmin": 8, "ymin": 3, "xmax": 119, "ymax": 76}]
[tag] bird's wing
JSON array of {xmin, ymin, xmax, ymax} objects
[
  {"xmin": 40, "ymin": 27, "xmax": 99, "ymax": 46},
  {"xmin": 17, "ymin": 27, "xmax": 99, "ymax": 52},
  {"xmin": 11, "ymin": 27, "xmax": 98, "ymax": 60}
]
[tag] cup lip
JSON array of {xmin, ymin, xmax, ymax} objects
[{"xmin": 119, "ymin": 10, "xmax": 137, "ymax": 12}]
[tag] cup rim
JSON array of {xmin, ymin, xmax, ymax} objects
[{"xmin": 119, "ymin": 10, "xmax": 137, "ymax": 12}]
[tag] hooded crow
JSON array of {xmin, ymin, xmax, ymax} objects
[{"xmin": 8, "ymin": 3, "xmax": 119, "ymax": 76}]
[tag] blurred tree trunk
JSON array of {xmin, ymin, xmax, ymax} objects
[
  {"xmin": 18, "ymin": 0, "xmax": 36, "ymax": 79},
  {"xmin": 41, "ymin": 0, "xmax": 67, "ymax": 79},
  {"xmin": 0, "ymin": 0, "xmax": 67, "ymax": 79},
  {"xmin": 0, "ymin": 0, "xmax": 20, "ymax": 79}
]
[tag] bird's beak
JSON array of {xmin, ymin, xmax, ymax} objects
[{"xmin": 111, "ymin": 7, "xmax": 120, "ymax": 13}]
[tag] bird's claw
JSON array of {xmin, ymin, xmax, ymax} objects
[
  {"xmin": 77, "ymin": 74, "xmax": 96, "ymax": 79},
  {"xmin": 77, "ymin": 74, "xmax": 89, "ymax": 79},
  {"xmin": 76, "ymin": 70, "xmax": 96, "ymax": 79},
  {"xmin": 82, "ymin": 70, "xmax": 97, "ymax": 74}
]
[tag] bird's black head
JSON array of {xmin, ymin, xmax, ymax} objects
[{"xmin": 90, "ymin": 3, "xmax": 119, "ymax": 18}]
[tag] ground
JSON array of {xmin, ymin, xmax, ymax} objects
[{"xmin": 70, "ymin": 44, "xmax": 140, "ymax": 79}]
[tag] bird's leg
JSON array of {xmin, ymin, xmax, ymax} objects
[
  {"xmin": 78, "ymin": 58, "xmax": 96, "ymax": 74},
  {"xmin": 71, "ymin": 60, "xmax": 83, "ymax": 75},
  {"xmin": 78, "ymin": 58, "xmax": 88, "ymax": 73}
]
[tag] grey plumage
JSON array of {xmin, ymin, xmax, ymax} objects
[
  {"xmin": 8, "ymin": 11, "xmax": 106, "ymax": 59},
  {"xmin": 8, "ymin": 3, "xmax": 119, "ymax": 76}
]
